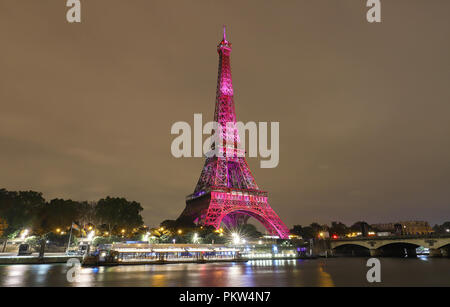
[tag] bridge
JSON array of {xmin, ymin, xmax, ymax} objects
[{"xmin": 330, "ymin": 235, "xmax": 450, "ymax": 257}]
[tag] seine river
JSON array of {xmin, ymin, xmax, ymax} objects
[{"xmin": 1, "ymin": 258, "xmax": 449, "ymax": 287}]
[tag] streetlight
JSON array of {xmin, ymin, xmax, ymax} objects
[
  {"xmin": 143, "ymin": 232, "xmax": 150, "ymax": 241},
  {"xmin": 192, "ymin": 233, "xmax": 198, "ymax": 244},
  {"xmin": 272, "ymin": 245, "xmax": 278, "ymax": 254},
  {"xmin": 87, "ymin": 231, "xmax": 95, "ymax": 242},
  {"xmin": 20, "ymin": 229, "xmax": 29, "ymax": 240},
  {"xmin": 232, "ymin": 233, "xmax": 241, "ymax": 245},
  {"xmin": 172, "ymin": 239, "xmax": 176, "ymax": 244},
  {"xmin": 177, "ymin": 229, "xmax": 182, "ymax": 235}
]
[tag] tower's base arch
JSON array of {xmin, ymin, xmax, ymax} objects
[{"xmin": 178, "ymin": 189, "xmax": 290, "ymax": 239}]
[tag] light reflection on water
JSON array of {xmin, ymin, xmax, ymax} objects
[
  {"xmin": 317, "ymin": 263, "xmax": 334, "ymax": 287},
  {"xmin": 0, "ymin": 258, "xmax": 449, "ymax": 287}
]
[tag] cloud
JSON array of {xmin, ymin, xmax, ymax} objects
[{"xmin": 65, "ymin": 147, "xmax": 118, "ymax": 165}]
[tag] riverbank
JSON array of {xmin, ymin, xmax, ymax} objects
[
  {"xmin": 83, "ymin": 258, "xmax": 250, "ymax": 267},
  {"xmin": 0, "ymin": 253, "xmax": 82, "ymax": 265}
]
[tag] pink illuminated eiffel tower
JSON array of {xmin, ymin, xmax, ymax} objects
[{"xmin": 177, "ymin": 27, "xmax": 289, "ymax": 238}]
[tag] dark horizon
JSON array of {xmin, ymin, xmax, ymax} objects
[{"xmin": 1, "ymin": 1, "xmax": 450, "ymax": 228}]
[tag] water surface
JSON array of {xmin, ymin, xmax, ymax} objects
[{"xmin": 1, "ymin": 257, "xmax": 449, "ymax": 287}]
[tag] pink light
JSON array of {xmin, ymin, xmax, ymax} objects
[
  {"xmin": 223, "ymin": 25, "xmax": 227, "ymax": 42},
  {"xmin": 179, "ymin": 28, "xmax": 290, "ymax": 239}
]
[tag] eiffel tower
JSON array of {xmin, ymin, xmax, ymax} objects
[{"xmin": 177, "ymin": 27, "xmax": 289, "ymax": 238}]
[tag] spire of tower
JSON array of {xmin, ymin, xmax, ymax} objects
[{"xmin": 218, "ymin": 25, "xmax": 231, "ymax": 48}]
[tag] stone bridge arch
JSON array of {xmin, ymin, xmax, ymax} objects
[
  {"xmin": 434, "ymin": 238, "xmax": 450, "ymax": 249},
  {"xmin": 331, "ymin": 241, "xmax": 373, "ymax": 250},
  {"xmin": 331, "ymin": 243, "xmax": 371, "ymax": 257}
]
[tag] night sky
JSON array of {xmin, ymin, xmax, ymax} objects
[{"xmin": 1, "ymin": 1, "xmax": 449, "ymax": 228}]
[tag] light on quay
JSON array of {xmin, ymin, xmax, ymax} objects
[
  {"xmin": 87, "ymin": 231, "xmax": 95, "ymax": 242},
  {"xmin": 20, "ymin": 229, "xmax": 29, "ymax": 240},
  {"xmin": 143, "ymin": 232, "xmax": 150, "ymax": 241},
  {"xmin": 272, "ymin": 245, "xmax": 278, "ymax": 254},
  {"xmin": 232, "ymin": 233, "xmax": 241, "ymax": 245}
]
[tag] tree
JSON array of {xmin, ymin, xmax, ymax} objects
[
  {"xmin": 175, "ymin": 215, "xmax": 197, "ymax": 229},
  {"xmin": 290, "ymin": 224, "xmax": 324, "ymax": 239},
  {"xmin": 92, "ymin": 235, "xmax": 121, "ymax": 246},
  {"xmin": 0, "ymin": 189, "xmax": 46, "ymax": 252},
  {"xmin": 205, "ymin": 232, "xmax": 226, "ymax": 244},
  {"xmin": 350, "ymin": 221, "xmax": 372, "ymax": 236},
  {"xmin": 433, "ymin": 222, "xmax": 450, "ymax": 234},
  {"xmin": 310, "ymin": 222, "xmax": 322, "ymax": 233},
  {"xmin": 33, "ymin": 198, "xmax": 82, "ymax": 235},
  {"xmin": 77, "ymin": 201, "xmax": 98, "ymax": 228},
  {"xmin": 290, "ymin": 225, "xmax": 303, "ymax": 236},
  {"xmin": 24, "ymin": 236, "xmax": 41, "ymax": 251},
  {"xmin": 0, "ymin": 189, "xmax": 148, "ymax": 244},
  {"xmin": 95, "ymin": 197, "xmax": 144, "ymax": 234},
  {"xmin": 160, "ymin": 220, "xmax": 177, "ymax": 231},
  {"xmin": 329, "ymin": 221, "xmax": 348, "ymax": 236},
  {"xmin": 235, "ymin": 223, "xmax": 262, "ymax": 239},
  {"xmin": 0, "ymin": 189, "xmax": 45, "ymax": 236}
]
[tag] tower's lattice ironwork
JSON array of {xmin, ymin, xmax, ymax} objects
[{"xmin": 177, "ymin": 27, "xmax": 290, "ymax": 239}]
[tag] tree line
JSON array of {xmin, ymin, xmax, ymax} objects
[
  {"xmin": 290, "ymin": 221, "xmax": 450, "ymax": 240},
  {"xmin": 0, "ymin": 188, "xmax": 144, "ymax": 239},
  {"xmin": 289, "ymin": 221, "xmax": 358, "ymax": 240}
]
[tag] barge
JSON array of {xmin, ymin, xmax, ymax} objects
[{"xmin": 82, "ymin": 243, "xmax": 245, "ymax": 266}]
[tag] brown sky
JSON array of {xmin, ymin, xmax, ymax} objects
[{"xmin": 1, "ymin": 1, "xmax": 450, "ymax": 228}]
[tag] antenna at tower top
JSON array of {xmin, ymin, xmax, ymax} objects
[{"xmin": 223, "ymin": 25, "xmax": 227, "ymax": 42}]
